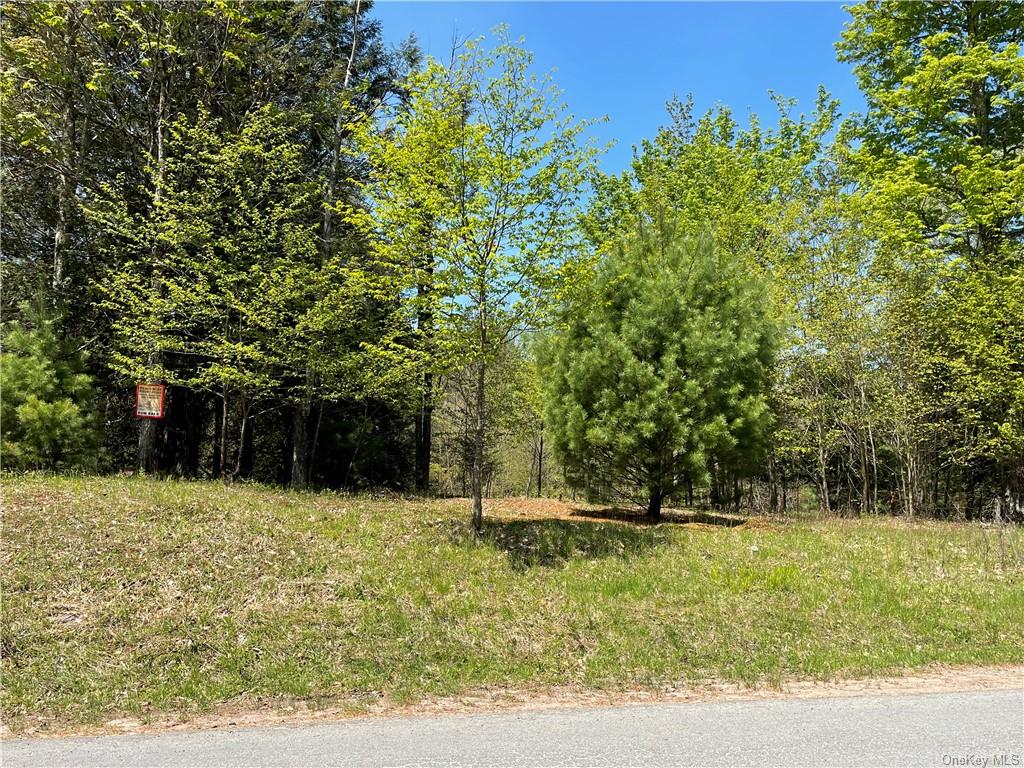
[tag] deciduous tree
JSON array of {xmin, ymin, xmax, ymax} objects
[{"xmin": 353, "ymin": 29, "xmax": 600, "ymax": 529}]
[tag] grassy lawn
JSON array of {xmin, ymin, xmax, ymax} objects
[{"xmin": 2, "ymin": 475, "xmax": 1022, "ymax": 731}]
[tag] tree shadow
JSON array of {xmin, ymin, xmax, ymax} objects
[
  {"xmin": 569, "ymin": 506, "xmax": 747, "ymax": 528},
  {"xmin": 453, "ymin": 517, "xmax": 675, "ymax": 571}
]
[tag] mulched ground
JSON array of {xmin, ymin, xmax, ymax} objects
[{"xmin": 436, "ymin": 496, "xmax": 754, "ymax": 528}]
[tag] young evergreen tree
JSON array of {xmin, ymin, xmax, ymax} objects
[
  {"xmin": 0, "ymin": 299, "xmax": 101, "ymax": 471},
  {"xmin": 541, "ymin": 223, "xmax": 777, "ymax": 519}
]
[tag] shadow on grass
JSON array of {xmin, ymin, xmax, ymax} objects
[
  {"xmin": 569, "ymin": 507, "xmax": 747, "ymax": 528},
  {"xmin": 453, "ymin": 518, "xmax": 675, "ymax": 570}
]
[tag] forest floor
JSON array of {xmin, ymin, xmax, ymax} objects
[{"xmin": 2, "ymin": 474, "xmax": 1023, "ymax": 736}]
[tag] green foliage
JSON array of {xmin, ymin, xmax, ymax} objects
[
  {"xmin": 767, "ymin": 153, "xmax": 892, "ymax": 515},
  {"xmin": 96, "ymin": 103, "xmax": 411, "ymax": 399},
  {"xmin": 2, "ymin": 0, "xmax": 415, "ymax": 486},
  {"xmin": 95, "ymin": 106, "xmax": 315, "ymax": 396},
  {"xmin": 839, "ymin": 0, "xmax": 1024, "ymax": 512},
  {"xmin": 541, "ymin": 224, "xmax": 777, "ymax": 514},
  {"xmin": 353, "ymin": 27, "xmax": 601, "ymax": 367},
  {"xmin": 352, "ymin": 28, "xmax": 601, "ymax": 518},
  {"xmin": 931, "ymin": 264, "xmax": 1024, "ymax": 469},
  {"xmin": 583, "ymin": 91, "xmax": 838, "ymax": 286},
  {"xmin": 0, "ymin": 301, "xmax": 100, "ymax": 471},
  {"xmin": 579, "ymin": 88, "xmax": 859, "ymax": 513},
  {"xmin": 2, "ymin": 0, "xmax": 1020, "ymax": 516}
]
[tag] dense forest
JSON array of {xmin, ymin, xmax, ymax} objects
[{"xmin": 2, "ymin": 1, "xmax": 1021, "ymax": 524}]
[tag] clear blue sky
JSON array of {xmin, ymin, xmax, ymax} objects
[{"xmin": 372, "ymin": 1, "xmax": 864, "ymax": 174}]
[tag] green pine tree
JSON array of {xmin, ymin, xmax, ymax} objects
[
  {"xmin": 540, "ymin": 222, "xmax": 777, "ymax": 519},
  {"xmin": 1, "ymin": 298, "xmax": 101, "ymax": 471}
]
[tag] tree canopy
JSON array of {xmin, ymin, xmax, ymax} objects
[{"xmin": 1, "ymin": 1, "xmax": 1020, "ymax": 522}]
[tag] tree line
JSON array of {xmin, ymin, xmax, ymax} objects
[{"xmin": 2, "ymin": 1, "xmax": 1021, "ymax": 524}]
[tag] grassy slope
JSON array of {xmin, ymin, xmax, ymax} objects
[{"xmin": 2, "ymin": 475, "xmax": 1022, "ymax": 730}]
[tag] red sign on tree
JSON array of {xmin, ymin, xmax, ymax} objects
[{"xmin": 135, "ymin": 383, "xmax": 166, "ymax": 419}]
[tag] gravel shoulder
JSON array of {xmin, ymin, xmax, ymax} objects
[{"xmin": 5, "ymin": 664, "xmax": 1021, "ymax": 741}]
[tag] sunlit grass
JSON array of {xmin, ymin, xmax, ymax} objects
[{"xmin": 2, "ymin": 474, "xmax": 1022, "ymax": 731}]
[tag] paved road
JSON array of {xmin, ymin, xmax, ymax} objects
[{"xmin": 4, "ymin": 689, "xmax": 1022, "ymax": 767}]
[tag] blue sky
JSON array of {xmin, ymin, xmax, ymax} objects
[{"xmin": 373, "ymin": 1, "xmax": 864, "ymax": 174}]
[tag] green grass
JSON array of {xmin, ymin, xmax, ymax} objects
[{"xmin": 2, "ymin": 475, "xmax": 1022, "ymax": 731}]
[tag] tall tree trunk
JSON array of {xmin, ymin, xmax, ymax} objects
[
  {"xmin": 1011, "ymin": 468, "xmax": 1023, "ymax": 523},
  {"xmin": 525, "ymin": 440, "xmax": 536, "ymax": 497},
  {"xmin": 321, "ymin": 0, "xmax": 360, "ymax": 257},
  {"xmin": 52, "ymin": 3, "xmax": 80, "ymax": 296},
  {"xmin": 234, "ymin": 395, "xmax": 249, "ymax": 478},
  {"xmin": 860, "ymin": 431, "xmax": 870, "ymax": 516},
  {"xmin": 709, "ymin": 462, "xmax": 721, "ymax": 508},
  {"xmin": 867, "ymin": 419, "xmax": 879, "ymax": 513},
  {"xmin": 290, "ymin": 0, "xmax": 361, "ymax": 491},
  {"xmin": 212, "ymin": 393, "xmax": 223, "ymax": 478},
  {"xmin": 137, "ymin": 417, "xmax": 158, "ymax": 474},
  {"xmin": 53, "ymin": 151, "xmax": 69, "ymax": 292},
  {"xmin": 291, "ymin": 390, "xmax": 310, "ymax": 489},
  {"xmin": 412, "ymin": 209, "xmax": 436, "ymax": 491},
  {"xmin": 768, "ymin": 451, "xmax": 779, "ymax": 514},
  {"xmin": 965, "ymin": 464, "xmax": 977, "ymax": 522},
  {"xmin": 414, "ymin": 372, "xmax": 433, "ymax": 492},
  {"xmin": 138, "ymin": 61, "xmax": 167, "ymax": 474},
  {"xmin": 942, "ymin": 465, "xmax": 951, "ymax": 517},
  {"xmin": 219, "ymin": 388, "xmax": 229, "ymax": 480},
  {"xmin": 906, "ymin": 445, "xmax": 918, "ymax": 518},
  {"xmin": 471, "ymin": 357, "xmax": 486, "ymax": 532},
  {"xmin": 239, "ymin": 410, "xmax": 255, "ymax": 479},
  {"xmin": 854, "ymin": 374, "xmax": 875, "ymax": 516},
  {"xmin": 817, "ymin": 440, "xmax": 831, "ymax": 514},
  {"xmin": 536, "ymin": 429, "xmax": 543, "ymax": 497},
  {"xmin": 309, "ymin": 399, "xmax": 325, "ymax": 482}
]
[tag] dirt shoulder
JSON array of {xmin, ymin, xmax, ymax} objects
[{"xmin": 5, "ymin": 664, "xmax": 1021, "ymax": 741}]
